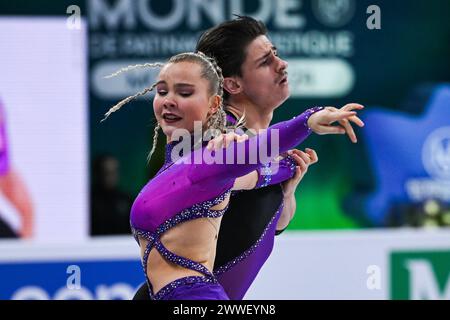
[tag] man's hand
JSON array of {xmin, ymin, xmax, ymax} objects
[
  {"xmin": 281, "ymin": 148, "xmax": 318, "ymax": 197},
  {"xmin": 277, "ymin": 148, "xmax": 318, "ymax": 232}
]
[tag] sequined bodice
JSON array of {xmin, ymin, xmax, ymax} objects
[{"xmin": 130, "ymin": 136, "xmax": 232, "ymax": 299}]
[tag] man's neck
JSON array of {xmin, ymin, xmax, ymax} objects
[{"xmin": 226, "ymin": 100, "xmax": 273, "ymax": 131}]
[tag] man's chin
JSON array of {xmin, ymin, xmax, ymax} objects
[{"xmin": 273, "ymin": 90, "xmax": 290, "ymax": 109}]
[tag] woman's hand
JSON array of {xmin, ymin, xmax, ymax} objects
[{"xmin": 307, "ymin": 103, "xmax": 365, "ymax": 143}]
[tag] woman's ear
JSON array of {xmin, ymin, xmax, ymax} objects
[
  {"xmin": 223, "ymin": 76, "xmax": 243, "ymax": 96},
  {"xmin": 208, "ymin": 95, "xmax": 222, "ymax": 115}
]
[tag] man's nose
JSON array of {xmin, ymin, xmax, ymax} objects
[{"xmin": 276, "ymin": 56, "xmax": 288, "ymax": 73}]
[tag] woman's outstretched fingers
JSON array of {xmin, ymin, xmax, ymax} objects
[
  {"xmin": 318, "ymin": 124, "xmax": 346, "ymax": 135},
  {"xmin": 349, "ymin": 115, "xmax": 365, "ymax": 128},
  {"xmin": 335, "ymin": 111, "xmax": 357, "ymax": 121},
  {"xmin": 342, "ymin": 103, "xmax": 365, "ymax": 111},
  {"xmin": 339, "ymin": 118, "xmax": 357, "ymax": 143}
]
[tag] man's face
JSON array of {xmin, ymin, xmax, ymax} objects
[{"xmin": 239, "ymin": 35, "xmax": 289, "ymax": 110}]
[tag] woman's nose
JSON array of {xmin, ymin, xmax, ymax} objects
[{"xmin": 163, "ymin": 97, "xmax": 176, "ymax": 108}]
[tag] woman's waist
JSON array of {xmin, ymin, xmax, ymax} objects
[{"xmin": 145, "ymin": 239, "xmax": 217, "ymax": 295}]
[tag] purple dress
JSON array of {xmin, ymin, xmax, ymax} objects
[
  {"xmin": 130, "ymin": 107, "xmax": 323, "ymax": 300},
  {"xmin": 0, "ymin": 101, "xmax": 10, "ymax": 176}
]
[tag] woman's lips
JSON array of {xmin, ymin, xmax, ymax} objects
[{"xmin": 162, "ymin": 113, "xmax": 182, "ymax": 123}]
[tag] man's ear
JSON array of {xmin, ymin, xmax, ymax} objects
[{"xmin": 223, "ymin": 76, "xmax": 243, "ymax": 96}]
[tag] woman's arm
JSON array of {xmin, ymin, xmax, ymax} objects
[{"xmin": 188, "ymin": 107, "xmax": 326, "ymax": 185}]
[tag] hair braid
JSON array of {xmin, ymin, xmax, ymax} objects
[
  {"xmin": 100, "ymin": 83, "xmax": 157, "ymax": 122},
  {"xmin": 104, "ymin": 62, "xmax": 164, "ymax": 79},
  {"xmin": 147, "ymin": 122, "xmax": 161, "ymax": 164},
  {"xmin": 195, "ymin": 51, "xmax": 227, "ymax": 136}
]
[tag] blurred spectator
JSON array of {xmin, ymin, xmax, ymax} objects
[
  {"xmin": 90, "ymin": 154, "xmax": 132, "ymax": 236},
  {"xmin": 0, "ymin": 100, "xmax": 34, "ymax": 239}
]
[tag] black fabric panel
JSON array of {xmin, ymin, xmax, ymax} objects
[
  {"xmin": 213, "ymin": 184, "xmax": 283, "ymax": 269},
  {"xmin": 132, "ymin": 283, "xmax": 150, "ymax": 300}
]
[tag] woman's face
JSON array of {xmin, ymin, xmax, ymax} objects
[{"xmin": 154, "ymin": 61, "xmax": 217, "ymax": 142}]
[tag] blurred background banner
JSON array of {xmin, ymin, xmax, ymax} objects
[
  {"xmin": 0, "ymin": 0, "xmax": 449, "ymax": 300},
  {"xmin": 0, "ymin": 17, "xmax": 88, "ymax": 242},
  {"xmin": 1, "ymin": 231, "xmax": 449, "ymax": 300},
  {"xmin": 86, "ymin": 0, "xmax": 450, "ymax": 232}
]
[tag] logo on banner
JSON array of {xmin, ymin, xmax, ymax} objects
[
  {"xmin": 390, "ymin": 250, "xmax": 450, "ymax": 300},
  {"xmin": 312, "ymin": 0, "xmax": 355, "ymax": 27},
  {"xmin": 360, "ymin": 86, "xmax": 450, "ymax": 226},
  {"xmin": 89, "ymin": 0, "xmax": 356, "ymax": 99},
  {"xmin": 422, "ymin": 127, "xmax": 450, "ymax": 181}
]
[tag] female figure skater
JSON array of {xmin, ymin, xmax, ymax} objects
[{"xmin": 102, "ymin": 51, "xmax": 363, "ymax": 300}]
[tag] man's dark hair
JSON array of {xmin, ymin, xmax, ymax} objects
[{"xmin": 196, "ymin": 16, "xmax": 268, "ymax": 100}]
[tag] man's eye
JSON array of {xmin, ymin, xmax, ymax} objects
[{"xmin": 261, "ymin": 57, "xmax": 271, "ymax": 66}]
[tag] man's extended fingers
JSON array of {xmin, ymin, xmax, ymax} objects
[
  {"xmin": 297, "ymin": 150, "xmax": 312, "ymax": 165},
  {"xmin": 291, "ymin": 149, "xmax": 311, "ymax": 165},
  {"xmin": 292, "ymin": 153, "xmax": 307, "ymax": 172},
  {"xmin": 305, "ymin": 148, "xmax": 318, "ymax": 164}
]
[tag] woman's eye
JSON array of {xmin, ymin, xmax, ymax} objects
[
  {"xmin": 157, "ymin": 90, "xmax": 167, "ymax": 96},
  {"xmin": 179, "ymin": 92, "xmax": 193, "ymax": 97}
]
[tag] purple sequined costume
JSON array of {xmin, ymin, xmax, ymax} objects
[{"xmin": 130, "ymin": 107, "xmax": 323, "ymax": 300}]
